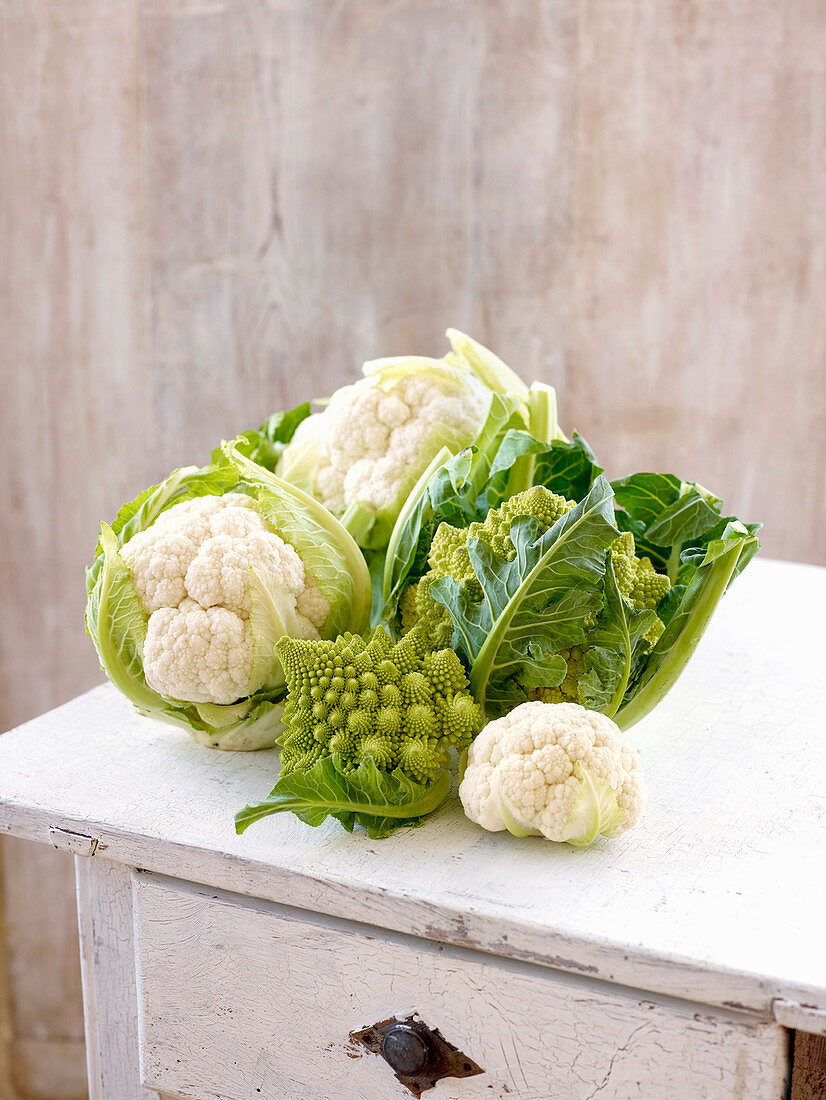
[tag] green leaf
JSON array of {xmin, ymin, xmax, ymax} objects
[
  {"xmin": 563, "ymin": 763, "xmax": 623, "ymax": 847},
  {"xmin": 247, "ymin": 567, "xmax": 300, "ymax": 694},
  {"xmin": 445, "ymin": 328, "xmax": 530, "ymax": 402},
  {"xmin": 615, "ymin": 522, "xmax": 760, "ymax": 730},
  {"xmin": 85, "ymin": 525, "xmax": 157, "ymax": 712},
  {"xmin": 576, "ymin": 555, "xmax": 657, "ymax": 717},
  {"xmin": 430, "ymin": 476, "xmax": 619, "ymax": 715},
  {"xmin": 214, "ymin": 403, "xmax": 312, "ymax": 471},
  {"xmin": 611, "ymin": 472, "xmax": 683, "ymax": 529},
  {"xmin": 235, "ymin": 755, "xmax": 451, "ymax": 839},
  {"xmin": 502, "ymin": 383, "xmax": 564, "ymax": 495},
  {"xmin": 225, "ymin": 441, "xmax": 372, "ymax": 638},
  {"xmin": 187, "ymin": 696, "xmax": 286, "ymax": 751},
  {"xmin": 486, "ymin": 430, "xmax": 602, "ymax": 509}
]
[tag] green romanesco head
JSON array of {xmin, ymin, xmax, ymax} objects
[
  {"xmin": 531, "ymin": 531, "xmax": 671, "ymax": 705},
  {"xmin": 402, "ymin": 486, "xmax": 576, "ymax": 643},
  {"xmin": 276, "ymin": 625, "xmax": 482, "ymax": 783},
  {"xmin": 428, "ymin": 486, "xmax": 574, "ymax": 583}
]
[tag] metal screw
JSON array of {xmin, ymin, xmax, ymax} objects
[{"xmin": 381, "ymin": 1024, "xmax": 430, "ymax": 1076}]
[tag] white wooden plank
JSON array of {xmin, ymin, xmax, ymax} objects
[
  {"xmin": 1, "ymin": 559, "xmax": 824, "ymax": 1022},
  {"xmin": 134, "ymin": 874, "xmax": 788, "ymax": 1100},
  {"xmin": 774, "ymin": 999, "xmax": 826, "ymax": 1038},
  {"xmin": 75, "ymin": 858, "xmax": 159, "ymax": 1100}
]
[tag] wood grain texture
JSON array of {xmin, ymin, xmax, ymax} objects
[
  {"xmin": 569, "ymin": 0, "xmax": 826, "ymax": 564},
  {"xmin": 791, "ymin": 1032, "xmax": 826, "ymax": 1100},
  {"xmin": 134, "ymin": 874, "xmax": 788, "ymax": 1100},
  {"xmin": 0, "ymin": 1, "xmax": 146, "ymax": 1094},
  {"xmin": 75, "ymin": 859, "xmax": 160, "ymax": 1100},
  {"xmin": 1, "ymin": 1, "xmax": 825, "ymax": 1096}
]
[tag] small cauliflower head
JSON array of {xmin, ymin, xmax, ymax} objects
[
  {"xmin": 459, "ymin": 701, "xmax": 645, "ymax": 846},
  {"xmin": 277, "ymin": 358, "xmax": 491, "ymax": 546},
  {"xmin": 121, "ymin": 493, "xmax": 328, "ymax": 706}
]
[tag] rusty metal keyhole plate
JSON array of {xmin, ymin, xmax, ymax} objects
[{"xmin": 350, "ymin": 1013, "xmax": 484, "ymax": 1096}]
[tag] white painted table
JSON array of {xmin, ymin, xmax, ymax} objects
[{"xmin": 1, "ymin": 559, "xmax": 824, "ymax": 1100}]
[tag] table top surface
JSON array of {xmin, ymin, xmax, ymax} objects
[{"xmin": 1, "ymin": 558, "xmax": 824, "ymax": 1018}]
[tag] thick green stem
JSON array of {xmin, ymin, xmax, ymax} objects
[
  {"xmin": 506, "ymin": 383, "xmax": 561, "ymax": 496},
  {"xmin": 382, "ymin": 445, "xmax": 453, "ymax": 608},
  {"xmin": 615, "ymin": 541, "xmax": 745, "ymax": 730}
]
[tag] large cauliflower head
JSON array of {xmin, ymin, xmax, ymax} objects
[
  {"xmin": 277, "ymin": 360, "xmax": 491, "ymax": 541},
  {"xmin": 459, "ymin": 701, "xmax": 645, "ymax": 846},
  {"xmin": 121, "ymin": 493, "xmax": 328, "ymax": 705}
]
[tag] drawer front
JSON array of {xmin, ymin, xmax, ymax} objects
[{"xmin": 133, "ymin": 874, "xmax": 787, "ymax": 1100}]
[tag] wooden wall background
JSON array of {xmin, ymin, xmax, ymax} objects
[{"xmin": 1, "ymin": 1, "xmax": 824, "ymax": 1096}]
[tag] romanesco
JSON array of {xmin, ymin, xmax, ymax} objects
[
  {"xmin": 533, "ymin": 530, "xmax": 670, "ymax": 703},
  {"xmin": 275, "ymin": 626, "xmax": 482, "ymax": 783},
  {"xmin": 400, "ymin": 487, "xmax": 672, "ymax": 710}
]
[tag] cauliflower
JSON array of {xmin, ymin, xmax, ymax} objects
[
  {"xmin": 278, "ymin": 360, "xmax": 491, "ymax": 547},
  {"xmin": 121, "ymin": 493, "xmax": 327, "ymax": 706},
  {"xmin": 86, "ymin": 454, "xmax": 372, "ymax": 750},
  {"xmin": 459, "ymin": 701, "xmax": 645, "ymax": 846}
]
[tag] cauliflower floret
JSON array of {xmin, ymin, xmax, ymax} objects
[
  {"xmin": 151, "ymin": 492, "xmax": 257, "ymax": 545},
  {"xmin": 121, "ymin": 491, "xmax": 330, "ymax": 706},
  {"xmin": 277, "ymin": 364, "xmax": 491, "ymax": 520},
  {"xmin": 121, "ymin": 529, "xmax": 198, "ymax": 613},
  {"xmin": 296, "ymin": 583, "xmax": 331, "ymax": 633},
  {"xmin": 122, "ymin": 497, "xmax": 268, "ymax": 613},
  {"xmin": 143, "ymin": 599, "xmax": 253, "ymax": 704},
  {"xmin": 459, "ymin": 701, "xmax": 645, "ymax": 845},
  {"xmin": 185, "ymin": 530, "xmax": 307, "ymax": 619}
]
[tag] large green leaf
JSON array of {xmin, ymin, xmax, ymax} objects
[
  {"xmin": 609, "ymin": 472, "xmax": 761, "ymax": 727},
  {"xmin": 615, "ymin": 522, "xmax": 760, "ymax": 729},
  {"xmin": 430, "ymin": 476, "xmax": 619, "ymax": 715},
  {"xmin": 235, "ymin": 755, "xmax": 451, "ymax": 839},
  {"xmin": 612, "ymin": 473, "xmax": 732, "ymax": 577},
  {"xmin": 576, "ymin": 556, "xmax": 657, "ymax": 716},
  {"xmin": 225, "ymin": 441, "xmax": 372, "ymax": 638}
]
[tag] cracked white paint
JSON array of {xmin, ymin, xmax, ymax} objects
[{"xmin": 133, "ymin": 875, "xmax": 787, "ymax": 1100}]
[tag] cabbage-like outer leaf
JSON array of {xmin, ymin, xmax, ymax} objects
[
  {"xmin": 430, "ymin": 475, "xmax": 619, "ymax": 717},
  {"xmin": 444, "ymin": 328, "xmax": 530, "ymax": 402},
  {"xmin": 615, "ymin": 522, "xmax": 759, "ymax": 730},
  {"xmin": 86, "ymin": 524, "xmax": 157, "ymax": 713},
  {"xmin": 609, "ymin": 471, "xmax": 761, "ymax": 729},
  {"xmin": 576, "ymin": 556, "xmax": 657, "ymax": 717},
  {"xmin": 235, "ymin": 755, "xmax": 451, "ymax": 840},
  {"xmin": 224, "ymin": 440, "xmax": 371, "ymax": 638},
  {"xmin": 495, "ymin": 762, "xmax": 622, "ymax": 848},
  {"xmin": 86, "ymin": 452, "xmax": 371, "ymax": 749},
  {"xmin": 562, "ymin": 763, "xmax": 623, "ymax": 846}
]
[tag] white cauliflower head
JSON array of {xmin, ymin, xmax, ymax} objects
[
  {"xmin": 459, "ymin": 701, "xmax": 646, "ymax": 846},
  {"xmin": 121, "ymin": 493, "xmax": 328, "ymax": 705},
  {"xmin": 277, "ymin": 359, "xmax": 491, "ymax": 544}
]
